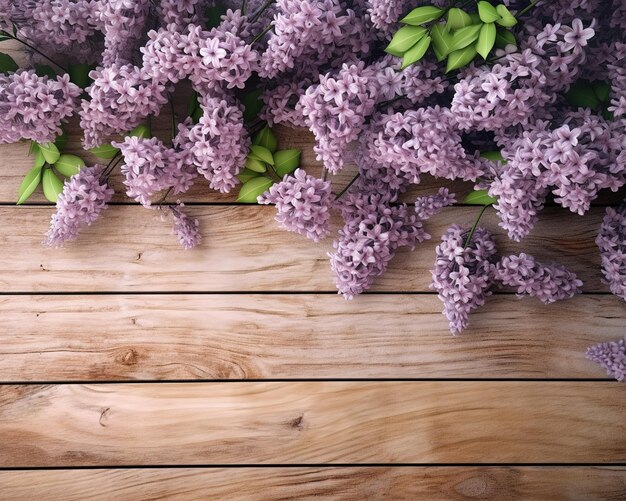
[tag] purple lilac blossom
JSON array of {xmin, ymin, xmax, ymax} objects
[
  {"xmin": 258, "ymin": 168, "xmax": 332, "ymax": 242},
  {"xmin": 414, "ymin": 188, "xmax": 456, "ymax": 220},
  {"xmin": 494, "ymin": 253, "xmax": 583, "ymax": 303},
  {"xmin": 596, "ymin": 202, "xmax": 626, "ymax": 301},
  {"xmin": 0, "ymin": 70, "xmax": 81, "ymax": 144},
  {"xmin": 170, "ymin": 204, "xmax": 201, "ymax": 249},
  {"xmin": 586, "ymin": 338, "xmax": 626, "ymax": 381},
  {"xmin": 45, "ymin": 165, "xmax": 114, "ymax": 247},
  {"xmin": 430, "ymin": 225, "xmax": 497, "ymax": 335}
]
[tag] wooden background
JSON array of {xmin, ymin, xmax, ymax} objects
[{"xmin": 0, "ymin": 46, "xmax": 625, "ymax": 498}]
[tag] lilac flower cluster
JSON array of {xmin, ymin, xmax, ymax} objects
[
  {"xmin": 258, "ymin": 168, "xmax": 332, "ymax": 242},
  {"xmin": 0, "ymin": 71, "xmax": 80, "ymax": 144},
  {"xmin": 414, "ymin": 188, "xmax": 456, "ymax": 221},
  {"xmin": 170, "ymin": 205, "xmax": 201, "ymax": 250},
  {"xmin": 586, "ymin": 337, "xmax": 626, "ymax": 382},
  {"xmin": 45, "ymin": 165, "xmax": 114, "ymax": 247},
  {"xmin": 596, "ymin": 202, "xmax": 626, "ymax": 301}
]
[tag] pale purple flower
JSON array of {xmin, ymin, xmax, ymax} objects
[
  {"xmin": 45, "ymin": 165, "xmax": 114, "ymax": 247},
  {"xmin": 596, "ymin": 202, "xmax": 626, "ymax": 301},
  {"xmin": 258, "ymin": 169, "xmax": 332, "ymax": 242},
  {"xmin": 586, "ymin": 338, "xmax": 626, "ymax": 381},
  {"xmin": 560, "ymin": 19, "xmax": 595, "ymax": 52},
  {"xmin": 170, "ymin": 205, "xmax": 201, "ymax": 249},
  {"xmin": 415, "ymin": 188, "xmax": 456, "ymax": 220}
]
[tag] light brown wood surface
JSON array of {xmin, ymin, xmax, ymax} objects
[
  {"xmin": 0, "ymin": 294, "xmax": 623, "ymax": 381},
  {"xmin": 0, "ymin": 64, "xmax": 624, "ymax": 497},
  {"xmin": 2, "ymin": 467, "xmax": 625, "ymax": 500},
  {"xmin": 1, "ymin": 382, "xmax": 625, "ymax": 466}
]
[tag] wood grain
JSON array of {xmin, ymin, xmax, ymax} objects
[
  {"xmin": 0, "ymin": 294, "xmax": 623, "ymax": 381},
  {"xmin": 1, "ymin": 382, "xmax": 624, "ymax": 466},
  {"xmin": 1, "ymin": 467, "xmax": 625, "ymax": 500},
  {"xmin": 0, "ymin": 206, "xmax": 609, "ymax": 292}
]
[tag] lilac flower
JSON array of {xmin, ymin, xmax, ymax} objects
[
  {"xmin": 596, "ymin": 202, "xmax": 626, "ymax": 301},
  {"xmin": 170, "ymin": 205, "xmax": 201, "ymax": 249},
  {"xmin": 258, "ymin": 169, "xmax": 332, "ymax": 242},
  {"xmin": 430, "ymin": 225, "xmax": 497, "ymax": 335},
  {"xmin": 156, "ymin": 0, "xmax": 201, "ymax": 29},
  {"xmin": 261, "ymin": 78, "xmax": 312, "ymax": 127},
  {"xmin": 366, "ymin": 0, "xmax": 410, "ymax": 37},
  {"xmin": 415, "ymin": 188, "xmax": 456, "ymax": 220},
  {"xmin": 494, "ymin": 253, "xmax": 583, "ymax": 303},
  {"xmin": 586, "ymin": 338, "xmax": 626, "ymax": 382},
  {"xmin": 0, "ymin": 70, "xmax": 80, "ymax": 144},
  {"xmin": 45, "ymin": 165, "xmax": 114, "ymax": 247},
  {"xmin": 560, "ymin": 18, "xmax": 595, "ymax": 52}
]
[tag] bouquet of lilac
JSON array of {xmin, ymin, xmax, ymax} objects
[{"xmin": 0, "ymin": 1, "xmax": 624, "ymax": 377}]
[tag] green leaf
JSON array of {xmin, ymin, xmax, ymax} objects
[
  {"xmin": 463, "ymin": 189, "xmax": 497, "ymax": 205},
  {"xmin": 42, "ymin": 168, "xmax": 64, "ymax": 203},
  {"xmin": 446, "ymin": 45, "xmax": 478, "ymax": 73},
  {"xmin": 476, "ymin": 22, "xmax": 496, "ymax": 59},
  {"xmin": 242, "ymin": 88, "xmax": 264, "ymax": 123},
  {"xmin": 565, "ymin": 81, "xmax": 600, "ymax": 109},
  {"xmin": 249, "ymin": 144, "xmax": 274, "ymax": 165},
  {"xmin": 53, "ymin": 154, "xmax": 85, "ymax": 177},
  {"xmin": 480, "ymin": 151, "xmax": 505, "ymax": 162},
  {"xmin": 495, "ymin": 4, "xmax": 517, "ymax": 27},
  {"xmin": 446, "ymin": 8, "xmax": 473, "ymax": 30},
  {"xmin": 187, "ymin": 91, "xmax": 199, "ymax": 116},
  {"xmin": 38, "ymin": 142, "xmax": 60, "ymax": 164},
  {"xmin": 450, "ymin": 24, "xmax": 482, "ymax": 51},
  {"xmin": 34, "ymin": 64, "xmax": 57, "ymax": 79},
  {"xmin": 236, "ymin": 176, "xmax": 273, "ymax": 203},
  {"xmin": 68, "ymin": 63, "xmax": 92, "ymax": 89},
  {"xmin": 401, "ymin": 35, "xmax": 431, "ymax": 69},
  {"xmin": 17, "ymin": 165, "xmax": 43, "ymax": 205},
  {"xmin": 238, "ymin": 168, "xmax": 261, "ymax": 183},
  {"xmin": 130, "ymin": 123, "xmax": 152, "ymax": 139},
  {"xmin": 400, "ymin": 6, "xmax": 444, "ymax": 25},
  {"xmin": 431, "ymin": 24, "xmax": 453, "ymax": 61},
  {"xmin": 34, "ymin": 148, "xmax": 46, "ymax": 169},
  {"xmin": 0, "ymin": 52, "xmax": 18, "ymax": 73},
  {"xmin": 592, "ymin": 81, "xmax": 611, "ymax": 103},
  {"xmin": 477, "ymin": 1, "xmax": 500, "ymax": 23},
  {"xmin": 245, "ymin": 156, "xmax": 267, "ymax": 173},
  {"xmin": 385, "ymin": 26, "xmax": 427, "ymax": 56},
  {"xmin": 28, "ymin": 140, "xmax": 38, "ymax": 157},
  {"xmin": 274, "ymin": 149, "xmax": 301, "ymax": 177},
  {"xmin": 192, "ymin": 106, "xmax": 202, "ymax": 123},
  {"xmin": 252, "ymin": 126, "xmax": 278, "ymax": 153},
  {"xmin": 89, "ymin": 143, "xmax": 120, "ymax": 159},
  {"xmin": 205, "ymin": 5, "xmax": 228, "ymax": 29},
  {"xmin": 54, "ymin": 128, "xmax": 68, "ymax": 151},
  {"xmin": 495, "ymin": 29, "xmax": 516, "ymax": 49}
]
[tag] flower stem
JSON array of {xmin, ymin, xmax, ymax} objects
[
  {"xmin": 2, "ymin": 31, "xmax": 68, "ymax": 73},
  {"xmin": 169, "ymin": 94, "xmax": 177, "ymax": 141},
  {"xmin": 241, "ymin": 0, "xmax": 248, "ymax": 15},
  {"xmin": 463, "ymin": 204, "xmax": 489, "ymax": 249},
  {"xmin": 252, "ymin": 23, "xmax": 273, "ymax": 44},
  {"xmin": 157, "ymin": 187, "xmax": 173, "ymax": 207},
  {"xmin": 517, "ymin": 0, "xmax": 538, "ymax": 17},
  {"xmin": 334, "ymin": 172, "xmax": 360, "ymax": 200},
  {"xmin": 249, "ymin": 0, "xmax": 275, "ymax": 24},
  {"xmin": 322, "ymin": 167, "xmax": 328, "ymax": 182},
  {"xmin": 101, "ymin": 152, "xmax": 123, "ymax": 181}
]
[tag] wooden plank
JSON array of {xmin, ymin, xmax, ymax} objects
[
  {"xmin": 0, "ymin": 382, "xmax": 624, "ymax": 466},
  {"xmin": 1, "ymin": 467, "xmax": 624, "ymax": 500},
  {"xmin": 0, "ymin": 206, "xmax": 610, "ymax": 292},
  {"xmin": 0, "ymin": 294, "xmax": 623, "ymax": 381}
]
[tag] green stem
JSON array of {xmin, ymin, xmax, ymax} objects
[
  {"xmin": 252, "ymin": 23, "xmax": 273, "ymax": 44},
  {"xmin": 517, "ymin": 0, "xmax": 539, "ymax": 17},
  {"xmin": 463, "ymin": 204, "xmax": 489, "ymax": 249},
  {"xmin": 249, "ymin": 0, "xmax": 275, "ymax": 24},
  {"xmin": 101, "ymin": 153, "xmax": 123, "ymax": 181},
  {"xmin": 322, "ymin": 167, "xmax": 328, "ymax": 182},
  {"xmin": 169, "ymin": 95, "xmax": 177, "ymax": 142},
  {"xmin": 241, "ymin": 0, "xmax": 248, "ymax": 15},
  {"xmin": 157, "ymin": 187, "xmax": 173, "ymax": 207},
  {"xmin": 2, "ymin": 31, "xmax": 68, "ymax": 73},
  {"xmin": 334, "ymin": 173, "xmax": 360, "ymax": 200}
]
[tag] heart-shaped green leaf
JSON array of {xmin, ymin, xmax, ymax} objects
[
  {"xmin": 463, "ymin": 189, "xmax": 497, "ymax": 205},
  {"xmin": 28, "ymin": 140, "xmax": 38, "ymax": 156},
  {"xmin": 130, "ymin": 123, "xmax": 152, "ymax": 139},
  {"xmin": 34, "ymin": 64, "xmax": 57, "ymax": 79},
  {"xmin": 236, "ymin": 176, "xmax": 273, "ymax": 203},
  {"xmin": 238, "ymin": 168, "xmax": 261, "ymax": 183},
  {"xmin": 480, "ymin": 151, "xmax": 506, "ymax": 163},
  {"xmin": 17, "ymin": 164, "xmax": 43, "ymax": 205},
  {"xmin": 245, "ymin": 156, "xmax": 267, "ymax": 173},
  {"xmin": 0, "ymin": 52, "xmax": 18, "ymax": 73},
  {"xmin": 242, "ymin": 88, "xmax": 264, "ymax": 124},
  {"xmin": 495, "ymin": 29, "xmax": 516, "ymax": 49},
  {"xmin": 401, "ymin": 35, "xmax": 431, "ymax": 69},
  {"xmin": 89, "ymin": 143, "xmax": 120, "ymax": 159},
  {"xmin": 42, "ymin": 168, "xmax": 64, "ymax": 203},
  {"xmin": 565, "ymin": 81, "xmax": 600, "ymax": 109},
  {"xmin": 54, "ymin": 154, "xmax": 85, "ymax": 177},
  {"xmin": 34, "ymin": 148, "xmax": 46, "ymax": 169},
  {"xmin": 495, "ymin": 4, "xmax": 517, "ymax": 26},
  {"xmin": 274, "ymin": 149, "xmax": 301, "ymax": 177},
  {"xmin": 69, "ymin": 63, "xmax": 92, "ymax": 89},
  {"xmin": 446, "ymin": 8, "xmax": 473, "ymax": 29},
  {"xmin": 253, "ymin": 126, "xmax": 278, "ymax": 153},
  {"xmin": 205, "ymin": 5, "xmax": 228, "ymax": 28},
  {"xmin": 386, "ymin": 26, "xmax": 427, "ymax": 56},
  {"xmin": 477, "ymin": 1, "xmax": 500, "ymax": 23},
  {"xmin": 400, "ymin": 6, "xmax": 444, "ymax": 25},
  {"xmin": 39, "ymin": 142, "xmax": 61, "ymax": 164},
  {"xmin": 249, "ymin": 144, "xmax": 274, "ymax": 165},
  {"xmin": 432, "ymin": 24, "xmax": 453, "ymax": 60},
  {"xmin": 446, "ymin": 45, "xmax": 478, "ymax": 73},
  {"xmin": 477, "ymin": 22, "xmax": 496, "ymax": 59},
  {"xmin": 592, "ymin": 81, "xmax": 611, "ymax": 103},
  {"xmin": 450, "ymin": 24, "xmax": 482, "ymax": 51}
]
